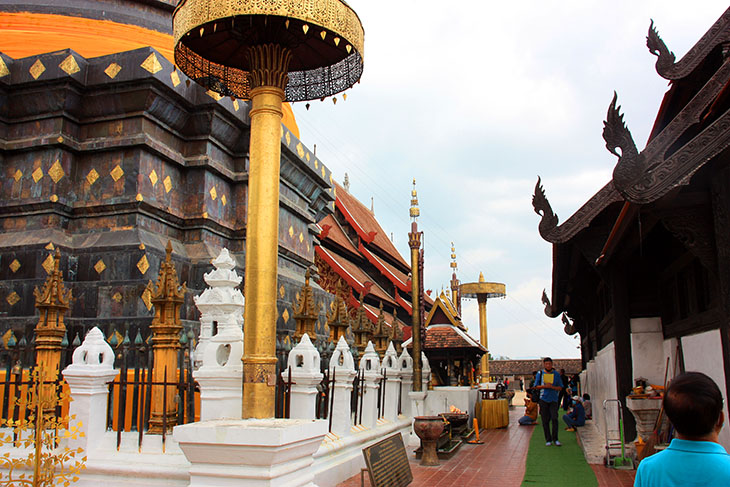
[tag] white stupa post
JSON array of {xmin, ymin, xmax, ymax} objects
[
  {"xmin": 382, "ymin": 343, "xmax": 401, "ymax": 422},
  {"xmin": 193, "ymin": 248, "xmax": 245, "ymax": 421},
  {"xmin": 329, "ymin": 336, "xmax": 357, "ymax": 437},
  {"xmin": 358, "ymin": 341, "xmax": 381, "ymax": 429},
  {"xmin": 62, "ymin": 327, "xmax": 119, "ymax": 451},
  {"xmin": 398, "ymin": 348, "xmax": 414, "ymax": 418},
  {"xmin": 285, "ymin": 334, "xmax": 323, "ymax": 420}
]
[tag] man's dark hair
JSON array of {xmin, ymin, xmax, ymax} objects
[
  {"xmin": 583, "ymin": 393, "xmax": 591, "ymax": 401},
  {"xmin": 663, "ymin": 372, "xmax": 723, "ymax": 438},
  {"xmin": 543, "ymin": 357, "xmax": 552, "ymax": 363}
]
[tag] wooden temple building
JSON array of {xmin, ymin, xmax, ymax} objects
[{"xmin": 533, "ymin": 7, "xmax": 730, "ymax": 446}]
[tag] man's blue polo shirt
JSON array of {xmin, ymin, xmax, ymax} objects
[
  {"xmin": 536, "ymin": 369, "xmax": 562, "ymax": 403},
  {"xmin": 634, "ymin": 438, "xmax": 730, "ymax": 487}
]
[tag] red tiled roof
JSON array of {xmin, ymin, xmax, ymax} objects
[
  {"xmin": 359, "ymin": 241, "xmax": 410, "ymax": 293},
  {"xmin": 404, "ymin": 324, "xmax": 485, "ymax": 351},
  {"xmin": 489, "ymin": 359, "xmax": 582, "ymax": 376},
  {"xmin": 335, "ymin": 183, "xmax": 409, "ymax": 268},
  {"xmin": 315, "ymin": 246, "xmax": 396, "ymax": 306},
  {"xmin": 319, "ymin": 214, "xmax": 359, "ymax": 257}
]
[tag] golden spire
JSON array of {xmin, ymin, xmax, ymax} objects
[
  {"xmin": 479, "ymin": 272, "xmax": 485, "ymax": 282},
  {"xmin": 450, "ymin": 243, "xmax": 460, "ymax": 315},
  {"xmin": 373, "ymin": 302, "xmax": 389, "ymax": 356},
  {"xmin": 293, "ymin": 269, "xmax": 321, "ymax": 341},
  {"xmin": 351, "ymin": 293, "xmax": 372, "ymax": 353},
  {"xmin": 450, "ymin": 242, "xmax": 458, "ymax": 271},
  {"xmin": 326, "ymin": 280, "xmax": 351, "ymax": 343},
  {"xmin": 409, "ymin": 178, "xmax": 420, "ymax": 221}
]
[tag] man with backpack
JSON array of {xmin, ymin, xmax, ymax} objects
[{"xmin": 533, "ymin": 357, "xmax": 564, "ymax": 446}]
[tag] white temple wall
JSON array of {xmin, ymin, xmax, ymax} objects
[
  {"xmin": 681, "ymin": 328, "xmax": 730, "ymax": 450},
  {"xmin": 585, "ymin": 342, "xmax": 617, "ymax": 438},
  {"xmin": 630, "ymin": 317, "xmax": 665, "ymax": 386}
]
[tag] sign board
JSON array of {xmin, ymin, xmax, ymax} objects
[{"xmin": 362, "ymin": 433, "xmax": 413, "ymax": 487}]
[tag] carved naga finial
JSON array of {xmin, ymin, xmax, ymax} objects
[
  {"xmin": 541, "ymin": 289, "xmax": 552, "ymax": 317},
  {"xmin": 532, "ymin": 177, "xmax": 559, "ymax": 241},
  {"xmin": 561, "ymin": 313, "xmax": 577, "ymax": 335},
  {"xmin": 603, "ymin": 92, "xmax": 644, "ymax": 195},
  {"xmin": 647, "ymin": 19, "xmax": 676, "ymax": 77}
]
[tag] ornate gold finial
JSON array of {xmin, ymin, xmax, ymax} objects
[
  {"xmin": 479, "ymin": 272, "xmax": 485, "ymax": 283},
  {"xmin": 326, "ymin": 280, "xmax": 351, "ymax": 343},
  {"xmin": 351, "ymin": 293, "xmax": 372, "ymax": 353},
  {"xmin": 450, "ymin": 242, "xmax": 457, "ymax": 270},
  {"xmin": 34, "ymin": 248, "xmax": 72, "ymax": 380},
  {"xmin": 410, "ymin": 178, "xmax": 420, "ymax": 220},
  {"xmin": 147, "ymin": 240, "xmax": 187, "ymax": 434},
  {"xmin": 293, "ymin": 268, "xmax": 321, "ymax": 341}
]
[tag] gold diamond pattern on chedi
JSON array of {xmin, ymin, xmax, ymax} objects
[
  {"xmin": 209, "ymin": 186, "xmax": 217, "ymax": 200},
  {"xmin": 105, "ymin": 63, "xmax": 122, "ymax": 79},
  {"xmin": 32, "ymin": 167, "xmax": 43, "ymax": 183},
  {"xmin": 59, "ymin": 55, "xmax": 80, "ymax": 75},
  {"xmin": 9, "ymin": 260, "xmax": 20, "ymax": 273},
  {"xmin": 86, "ymin": 169, "xmax": 99, "ymax": 185},
  {"xmin": 29, "ymin": 59, "xmax": 45, "ymax": 79},
  {"xmin": 279, "ymin": 285, "xmax": 285, "ymax": 298},
  {"xmin": 141, "ymin": 287, "xmax": 152, "ymax": 310},
  {"xmin": 164, "ymin": 176, "xmax": 172, "ymax": 193},
  {"xmin": 13, "ymin": 169, "xmax": 22, "ymax": 182},
  {"xmin": 6, "ymin": 292, "xmax": 20, "ymax": 306},
  {"xmin": 112, "ymin": 292, "xmax": 122, "ymax": 303},
  {"xmin": 282, "ymin": 308, "xmax": 290, "ymax": 323},
  {"xmin": 110, "ymin": 165, "xmax": 124, "ymax": 182},
  {"xmin": 42, "ymin": 254, "xmax": 55, "ymax": 274},
  {"xmin": 141, "ymin": 53, "xmax": 163, "ymax": 74},
  {"xmin": 170, "ymin": 69, "xmax": 181, "ymax": 87},
  {"xmin": 94, "ymin": 259, "xmax": 106, "ymax": 274},
  {"xmin": 137, "ymin": 255, "xmax": 150, "ymax": 275},
  {"xmin": 0, "ymin": 57, "xmax": 8, "ymax": 78},
  {"xmin": 149, "ymin": 170, "xmax": 158, "ymax": 186},
  {"xmin": 296, "ymin": 143, "xmax": 305, "ymax": 158},
  {"xmin": 221, "ymin": 194, "xmax": 227, "ymax": 206},
  {"xmin": 48, "ymin": 160, "xmax": 65, "ymax": 183}
]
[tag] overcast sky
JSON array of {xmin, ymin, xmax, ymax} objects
[{"xmin": 293, "ymin": 1, "xmax": 729, "ymax": 359}]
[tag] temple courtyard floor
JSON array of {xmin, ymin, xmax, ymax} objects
[{"xmin": 338, "ymin": 402, "xmax": 636, "ymax": 487}]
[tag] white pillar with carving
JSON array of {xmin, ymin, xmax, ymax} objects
[
  {"xmin": 382, "ymin": 342, "xmax": 401, "ymax": 421},
  {"xmin": 329, "ymin": 335, "xmax": 357, "ymax": 437},
  {"xmin": 284, "ymin": 333, "xmax": 322, "ymax": 420},
  {"xmin": 193, "ymin": 248, "xmax": 245, "ymax": 421},
  {"xmin": 62, "ymin": 327, "xmax": 119, "ymax": 452},
  {"xmin": 398, "ymin": 348, "xmax": 413, "ymax": 418},
  {"xmin": 359, "ymin": 341, "xmax": 381, "ymax": 429}
]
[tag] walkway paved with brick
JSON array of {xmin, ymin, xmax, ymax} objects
[{"xmin": 337, "ymin": 407, "xmax": 637, "ymax": 487}]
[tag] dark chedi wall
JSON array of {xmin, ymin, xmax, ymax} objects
[{"xmin": 0, "ymin": 47, "xmax": 335, "ymax": 350}]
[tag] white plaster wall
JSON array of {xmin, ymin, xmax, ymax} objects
[
  {"xmin": 681, "ymin": 329, "xmax": 730, "ymax": 450},
  {"xmin": 630, "ymin": 317, "xmax": 665, "ymax": 386},
  {"xmin": 585, "ymin": 342, "xmax": 618, "ymax": 439},
  {"xmin": 662, "ymin": 337, "xmax": 680, "ymax": 384},
  {"xmin": 424, "ymin": 387, "xmax": 478, "ymax": 420}
]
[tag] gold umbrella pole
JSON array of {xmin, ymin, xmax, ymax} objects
[
  {"xmin": 477, "ymin": 295, "xmax": 489, "ymax": 380},
  {"xmin": 242, "ymin": 45, "xmax": 291, "ymax": 419}
]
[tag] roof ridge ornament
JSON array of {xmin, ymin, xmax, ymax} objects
[
  {"xmin": 532, "ymin": 176, "xmax": 559, "ymax": 241},
  {"xmin": 603, "ymin": 92, "xmax": 644, "ymax": 197},
  {"xmin": 646, "ymin": 20, "xmax": 676, "ymax": 78}
]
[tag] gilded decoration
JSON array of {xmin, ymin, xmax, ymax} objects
[
  {"xmin": 170, "ymin": 69, "xmax": 181, "ymax": 87},
  {"xmin": 0, "ymin": 57, "xmax": 8, "ymax": 78},
  {"xmin": 50, "ymin": 194, "xmax": 58, "ymax": 203},
  {"xmin": 12, "ymin": 169, "xmax": 22, "ymax": 182},
  {"xmin": 172, "ymin": 0, "xmax": 364, "ymax": 101},
  {"xmin": 209, "ymin": 186, "xmax": 217, "ymax": 200},
  {"xmin": 48, "ymin": 160, "xmax": 64, "ymax": 183},
  {"xmin": 45, "ymin": 242, "xmax": 54, "ymax": 250},
  {"xmin": 41, "ymin": 254, "xmax": 55, "ymax": 275},
  {"xmin": 282, "ymin": 308, "xmax": 290, "ymax": 323},
  {"xmin": 110, "ymin": 164, "xmax": 124, "ymax": 182},
  {"xmin": 293, "ymin": 269, "xmax": 321, "ymax": 341},
  {"xmin": 163, "ymin": 176, "xmax": 172, "ymax": 193},
  {"xmin": 372, "ymin": 304, "xmax": 390, "ymax": 355},
  {"xmin": 149, "ymin": 169, "xmax": 159, "ymax": 186},
  {"xmin": 32, "ymin": 167, "xmax": 43, "ymax": 183},
  {"xmin": 6, "ymin": 292, "xmax": 19, "ymax": 306},
  {"xmin": 86, "ymin": 168, "xmax": 99, "ymax": 185},
  {"xmin": 9, "ymin": 259, "xmax": 20, "ymax": 273},
  {"xmin": 137, "ymin": 255, "xmax": 150, "ymax": 274},
  {"xmin": 351, "ymin": 294, "xmax": 372, "ymax": 353},
  {"xmin": 59, "ymin": 54, "xmax": 80, "ymax": 75},
  {"xmin": 94, "ymin": 259, "xmax": 106, "ymax": 274},
  {"xmin": 141, "ymin": 287, "xmax": 153, "ymax": 311},
  {"xmin": 29, "ymin": 58, "xmax": 45, "ymax": 79},
  {"xmin": 146, "ymin": 241, "xmax": 186, "ymax": 434},
  {"xmin": 221, "ymin": 194, "xmax": 227, "ymax": 206},
  {"xmin": 104, "ymin": 62, "xmax": 122, "ymax": 79},
  {"xmin": 140, "ymin": 52, "xmax": 163, "ymax": 74},
  {"xmin": 325, "ymin": 280, "xmax": 351, "ymax": 343},
  {"xmin": 112, "ymin": 292, "xmax": 123, "ymax": 303}
]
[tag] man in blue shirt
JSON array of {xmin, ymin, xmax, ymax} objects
[
  {"xmin": 635, "ymin": 371, "xmax": 730, "ymax": 487},
  {"xmin": 534, "ymin": 357, "xmax": 563, "ymax": 446},
  {"xmin": 563, "ymin": 396, "xmax": 585, "ymax": 431}
]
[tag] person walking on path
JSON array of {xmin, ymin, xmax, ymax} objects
[
  {"xmin": 534, "ymin": 357, "xmax": 563, "ymax": 446},
  {"xmin": 634, "ymin": 371, "xmax": 730, "ymax": 487}
]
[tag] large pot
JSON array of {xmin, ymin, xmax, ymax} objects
[{"xmin": 413, "ymin": 416, "xmax": 446, "ymax": 466}]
